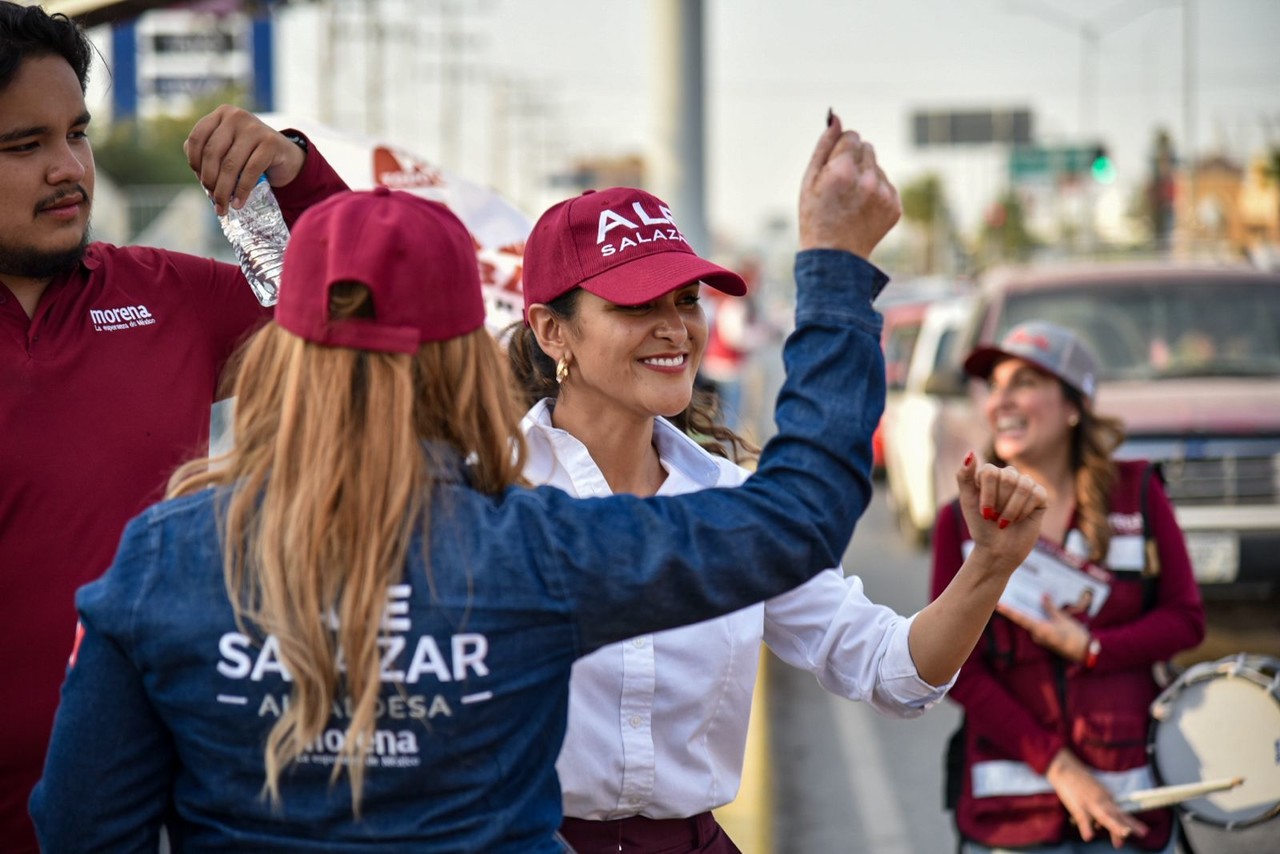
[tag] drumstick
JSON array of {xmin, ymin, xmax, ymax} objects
[{"xmin": 1115, "ymin": 777, "xmax": 1245, "ymax": 812}]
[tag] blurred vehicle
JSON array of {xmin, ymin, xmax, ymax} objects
[
  {"xmin": 875, "ymin": 301, "xmax": 929, "ymax": 476},
  {"xmin": 883, "ymin": 295, "xmax": 975, "ymax": 545},
  {"xmin": 873, "ymin": 276, "xmax": 972, "ymax": 478},
  {"xmin": 926, "ymin": 261, "xmax": 1280, "ymax": 599}
]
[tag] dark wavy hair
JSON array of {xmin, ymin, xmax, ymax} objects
[
  {"xmin": 506, "ymin": 288, "xmax": 758, "ymax": 464},
  {"xmin": 0, "ymin": 1, "xmax": 92, "ymax": 93},
  {"xmin": 986, "ymin": 380, "xmax": 1125, "ymax": 563}
]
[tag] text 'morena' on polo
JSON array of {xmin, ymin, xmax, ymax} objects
[
  {"xmin": 521, "ymin": 187, "xmax": 748, "ymax": 319},
  {"xmin": 963, "ymin": 320, "xmax": 1100, "ymax": 400},
  {"xmin": 276, "ymin": 186, "xmax": 485, "ymax": 353}
]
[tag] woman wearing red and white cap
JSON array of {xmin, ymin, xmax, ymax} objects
[
  {"xmin": 507, "ymin": 115, "xmax": 1050, "ymax": 854},
  {"xmin": 931, "ymin": 320, "xmax": 1205, "ymax": 853}
]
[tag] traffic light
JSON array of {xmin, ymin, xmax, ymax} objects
[{"xmin": 1091, "ymin": 145, "xmax": 1116, "ymax": 184}]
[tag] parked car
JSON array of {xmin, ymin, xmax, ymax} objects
[
  {"xmin": 874, "ymin": 301, "xmax": 930, "ymax": 477},
  {"xmin": 883, "ymin": 295, "xmax": 976, "ymax": 545},
  {"xmin": 926, "ymin": 261, "xmax": 1280, "ymax": 598},
  {"xmin": 873, "ymin": 277, "xmax": 972, "ymax": 478}
]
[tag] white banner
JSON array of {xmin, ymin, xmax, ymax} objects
[{"xmin": 260, "ymin": 114, "xmax": 528, "ymax": 336}]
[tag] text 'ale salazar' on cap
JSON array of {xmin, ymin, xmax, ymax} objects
[
  {"xmin": 963, "ymin": 320, "xmax": 1100, "ymax": 399},
  {"xmin": 521, "ymin": 187, "xmax": 747, "ymax": 318},
  {"xmin": 276, "ymin": 186, "xmax": 485, "ymax": 353}
]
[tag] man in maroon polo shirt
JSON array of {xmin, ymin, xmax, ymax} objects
[{"xmin": 0, "ymin": 4, "xmax": 349, "ymax": 849}]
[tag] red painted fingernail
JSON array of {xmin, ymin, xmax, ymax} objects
[
  {"xmin": 982, "ymin": 506, "xmax": 996, "ymax": 521},
  {"xmin": 999, "ymin": 518, "xmax": 1010, "ymax": 529},
  {"xmin": 964, "ymin": 451, "xmax": 974, "ymax": 466}
]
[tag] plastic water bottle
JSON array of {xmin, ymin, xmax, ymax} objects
[{"xmin": 217, "ymin": 175, "xmax": 290, "ymax": 307}]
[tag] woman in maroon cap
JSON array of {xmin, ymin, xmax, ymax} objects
[
  {"xmin": 930, "ymin": 320, "xmax": 1204, "ymax": 854},
  {"xmin": 506, "ymin": 120, "xmax": 1051, "ymax": 853}
]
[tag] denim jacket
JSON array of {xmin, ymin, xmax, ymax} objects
[{"xmin": 31, "ymin": 250, "xmax": 887, "ymax": 852}]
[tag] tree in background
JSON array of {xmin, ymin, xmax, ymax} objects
[
  {"xmin": 977, "ymin": 189, "xmax": 1036, "ymax": 265},
  {"xmin": 92, "ymin": 90, "xmax": 246, "ymax": 237},
  {"xmin": 900, "ymin": 173, "xmax": 952, "ymax": 274},
  {"xmin": 1143, "ymin": 128, "xmax": 1177, "ymax": 249},
  {"xmin": 94, "ymin": 91, "xmax": 250, "ymax": 186}
]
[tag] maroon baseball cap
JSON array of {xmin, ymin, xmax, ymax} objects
[
  {"xmin": 522, "ymin": 187, "xmax": 746, "ymax": 316},
  {"xmin": 277, "ymin": 187, "xmax": 485, "ymax": 353}
]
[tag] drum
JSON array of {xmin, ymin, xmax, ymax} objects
[{"xmin": 1148, "ymin": 653, "xmax": 1280, "ymax": 854}]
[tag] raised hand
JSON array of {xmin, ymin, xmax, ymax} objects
[
  {"xmin": 798, "ymin": 111, "xmax": 901, "ymax": 258},
  {"xmin": 956, "ymin": 452, "xmax": 1048, "ymax": 578},
  {"xmin": 184, "ymin": 105, "xmax": 307, "ymax": 215}
]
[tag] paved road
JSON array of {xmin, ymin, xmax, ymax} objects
[{"xmin": 766, "ymin": 483, "xmax": 961, "ymax": 854}]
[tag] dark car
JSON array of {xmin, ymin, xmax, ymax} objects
[{"xmin": 928, "ymin": 261, "xmax": 1280, "ymax": 600}]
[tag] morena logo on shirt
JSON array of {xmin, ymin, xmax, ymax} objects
[
  {"xmin": 596, "ymin": 201, "xmax": 688, "ymax": 257},
  {"xmin": 89, "ymin": 304, "xmax": 156, "ymax": 333}
]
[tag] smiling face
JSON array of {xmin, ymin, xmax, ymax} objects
[
  {"xmin": 983, "ymin": 356, "xmax": 1080, "ymax": 469},
  {"xmin": 0, "ymin": 54, "xmax": 94, "ymax": 282},
  {"xmin": 556, "ymin": 283, "xmax": 707, "ymax": 421}
]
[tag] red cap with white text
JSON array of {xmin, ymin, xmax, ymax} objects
[{"xmin": 521, "ymin": 187, "xmax": 746, "ymax": 315}]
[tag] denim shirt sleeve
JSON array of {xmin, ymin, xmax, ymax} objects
[
  {"xmin": 30, "ymin": 514, "xmax": 175, "ymax": 853},
  {"xmin": 522, "ymin": 248, "xmax": 889, "ymax": 655}
]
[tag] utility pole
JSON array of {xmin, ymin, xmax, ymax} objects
[
  {"xmin": 438, "ymin": 0, "xmax": 461, "ymax": 169},
  {"xmin": 1007, "ymin": 0, "xmax": 1181, "ymax": 252},
  {"xmin": 318, "ymin": 0, "xmax": 337, "ymax": 125},
  {"xmin": 364, "ymin": 0, "xmax": 384, "ymax": 136},
  {"xmin": 1183, "ymin": 0, "xmax": 1197, "ymax": 235},
  {"xmin": 651, "ymin": 0, "xmax": 710, "ymax": 256}
]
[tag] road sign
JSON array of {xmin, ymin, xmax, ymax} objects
[
  {"xmin": 1009, "ymin": 145, "xmax": 1100, "ymax": 180},
  {"xmin": 912, "ymin": 108, "xmax": 1033, "ymax": 147}
]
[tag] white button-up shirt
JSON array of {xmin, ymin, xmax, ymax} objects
[{"xmin": 521, "ymin": 399, "xmax": 952, "ymax": 821}]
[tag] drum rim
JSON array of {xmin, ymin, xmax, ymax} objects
[{"xmin": 1147, "ymin": 655, "xmax": 1280, "ymax": 830}]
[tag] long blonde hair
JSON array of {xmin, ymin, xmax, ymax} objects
[{"xmin": 168, "ymin": 283, "xmax": 527, "ymax": 813}]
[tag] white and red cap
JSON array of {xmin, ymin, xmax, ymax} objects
[
  {"xmin": 964, "ymin": 320, "xmax": 1100, "ymax": 399},
  {"xmin": 521, "ymin": 187, "xmax": 746, "ymax": 315}
]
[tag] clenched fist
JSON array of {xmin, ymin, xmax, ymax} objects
[{"xmin": 798, "ymin": 112, "xmax": 901, "ymax": 258}]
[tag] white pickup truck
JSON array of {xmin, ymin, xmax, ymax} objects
[{"xmin": 921, "ymin": 261, "xmax": 1280, "ymax": 600}]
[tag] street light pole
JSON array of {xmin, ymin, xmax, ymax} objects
[
  {"xmin": 1183, "ymin": 0, "xmax": 1197, "ymax": 235},
  {"xmin": 1006, "ymin": 0, "xmax": 1181, "ymax": 251}
]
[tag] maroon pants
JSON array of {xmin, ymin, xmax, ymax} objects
[{"xmin": 559, "ymin": 812, "xmax": 743, "ymax": 854}]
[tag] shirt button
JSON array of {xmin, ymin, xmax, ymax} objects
[
  {"xmin": 629, "ymin": 715, "xmax": 643, "ymax": 728},
  {"xmin": 632, "ymin": 638, "xmax": 647, "ymax": 649}
]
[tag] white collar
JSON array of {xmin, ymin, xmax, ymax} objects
[{"xmin": 521, "ymin": 398, "xmax": 724, "ymax": 491}]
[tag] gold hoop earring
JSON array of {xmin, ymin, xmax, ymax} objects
[{"xmin": 555, "ymin": 356, "xmax": 570, "ymax": 385}]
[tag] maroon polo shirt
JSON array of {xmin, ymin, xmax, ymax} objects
[{"xmin": 0, "ymin": 141, "xmax": 347, "ymax": 851}]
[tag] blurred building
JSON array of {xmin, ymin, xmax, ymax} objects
[
  {"xmin": 551, "ymin": 154, "xmax": 647, "ymax": 194},
  {"xmin": 103, "ymin": 0, "xmax": 273, "ymax": 121},
  {"xmin": 1175, "ymin": 154, "xmax": 1280, "ymax": 261},
  {"xmin": 1238, "ymin": 155, "xmax": 1280, "ymax": 255}
]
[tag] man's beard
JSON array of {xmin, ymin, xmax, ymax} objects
[{"xmin": 0, "ymin": 227, "xmax": 91, "ymax": 280}]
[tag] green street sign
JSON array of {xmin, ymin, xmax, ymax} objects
[{"xmin": 1009, "ymin": 146, "xmax": 1098, "ymax": 180}]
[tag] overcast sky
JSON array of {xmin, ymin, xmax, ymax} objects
[{"xmin": 179, "ymin": 0, "xmax": 1280, "ymax": 245}]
